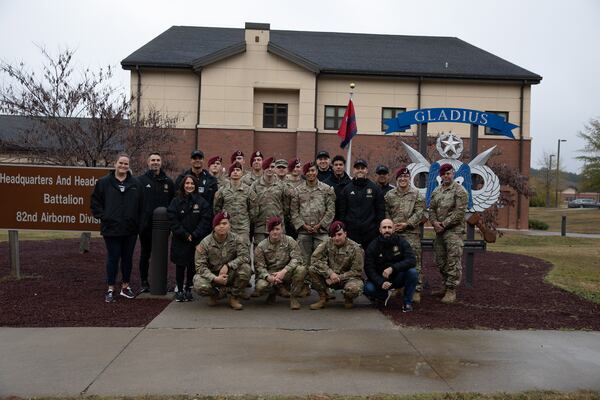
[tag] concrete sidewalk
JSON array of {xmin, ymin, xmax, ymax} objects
[{"xmin": 2, "ymin": 295, "xmax": 600, "ymax": 397}]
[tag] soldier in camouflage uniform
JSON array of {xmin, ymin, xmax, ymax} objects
[
  {"xmin": 286, "ymin": 158, "xmax": 303, "ymax": 188},
  {"xmin": 291, "ymin": 161, "xmax": 336, "ymax": 266},
  {"xmin": 213, "ymin": 162, "xmax": 254, "ymax": 243},
  {"xmin": 241, "ymin": 150, "xmax": 263, "ymax": 187},
  {"xmin": 193, "ymin": 211, "xmax": 252, "ymax": 310},
  {"xmin": 308, "ymin": 221, "xmax": 364, "ymax": 310},
  {"xmin": 384, "ymin": 166, "xmax": 425, "ymax": 302},
  {"xmin": 429, "ymin": 163, "xmax": 468, "ymax": 304},
  {"xmin": 254, "ymin": 216, "xmax": 306, "ymax": 310},
  {"xmin": 274, "ymin": 158, "xmax": 298, "ymax": 239},
  {"xmin": 208, "ymin": 156, "xmax": 229, "ymax": 188},
  {"xmin": 249, "ymin": 157, "xmax": 287, "ymax": 244}
]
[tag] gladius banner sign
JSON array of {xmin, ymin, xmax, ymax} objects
[
  {"xmin": 0, "ymin": 164, "xmax": 110, "ymax": 231},
  {"xmin": 383, "ymin": 108, "xmax": 518, "ymax": 139}
]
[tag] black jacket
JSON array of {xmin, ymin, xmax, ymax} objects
[
  {"xmin": 364, "ymin": 234, "xmax": 416, "ymax": 287},
  {"xmin": 176, "ymin": 169, "xmax": 218, "ymax": 210},
  {"xmin": 317, "ymin": 167, "xmax": 333, "ymax": 182},
  {"xmin": 338, "ymin": 178, "xmax": 385, "ymax": 239},
  {"xmin": 137, "ymin": 169, "xmax": 175, "ymax": 232},
  {"xmin": 167, "ymin": 193, "xmax": 212, "ymax": 266},
  {"xmin": 91, "ymin": 171, "xmax": 143, "ymax": 237},
  {"xmin": 324, "ymin": 172, "xmax": 351, "ymax": 198}
]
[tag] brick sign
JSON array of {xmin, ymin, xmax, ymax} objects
[{"xmin": 0, "ymin": 164, "xmax": 110, "ymax": 231}]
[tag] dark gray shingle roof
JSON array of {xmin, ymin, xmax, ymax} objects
[{"xmin": 121, "ymin": 26, "xmax": 541, "ymax": 82}]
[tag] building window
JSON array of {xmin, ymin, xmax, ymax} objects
[
  {"xmin": 324, "ymin": 105, "xmax": 347, "ymax": 130},
  {"xmin": 382, "ymin": 107, "xmax": 406, "ymax": 131},
  {"xmin": 485, "ymin": 111, "xmax": 509, "ymax": 135},
  {"xmin": 263, "ymin": 103, "xmax": 288, "ymax": 129}
]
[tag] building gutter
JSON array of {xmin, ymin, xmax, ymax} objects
[
  {"xmin": 314, "ymin": 73, "xmax": 319, "ymax": 157},
  {"xmin": 516, "ymin": 81, "xmax": 526, "ymax": 228},
  {"xmin": 194, "ymin": 70, "xmax": 202, "ymax": 150},
  {"xmin": 135, "ymin": 65, "xmax": 142, "ymax": 125}
]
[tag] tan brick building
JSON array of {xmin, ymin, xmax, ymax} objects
[{"xmin": 121, "ymin": 22, "xmax": 541, "ymax": 228}]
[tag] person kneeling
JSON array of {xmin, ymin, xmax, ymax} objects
[
  {"xmin": 193, "ymin": 211, "xmax": 252, "ymax": 310},
  {"xmin": 364, "ymin": 219, "xmax": 417, "ymax": 312},
  {"xmin": 308, "ymin": 221, "xmax": 364, "ymax": 309},
  {"xmin": 254, "ymin": 216, "xmax": 306, "ymax": 310}
]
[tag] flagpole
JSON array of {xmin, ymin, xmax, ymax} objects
[{"xmin": 346, "ymin": 83, "xmax": 355, "ymax": 176}]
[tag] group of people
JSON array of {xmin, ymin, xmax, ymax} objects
[{"xmin": 91, "ymin": 148, "xmax": 468, "ymax": 310}]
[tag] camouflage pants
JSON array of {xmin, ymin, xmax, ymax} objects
[
  {"xmin": 297, "ymin": 233, "xmax": 328, "ymax": 266},
  {"xmin": 434, "ymin": 231, "xmax": 464, "ymax": 289},
  {"xmin": 307, "ymin": 267, "xmax": 363, "ymax": 299},
  {"xmin": 193, "ymin": 263, "xmax": 252, "ymax": 297},
  {"xmin": 255, "ymin": 264, "xmax": 307, "ymax": 297},
  {"xmin": 401, "ymin": 232, "xmax": 422, "ymax": 292}
]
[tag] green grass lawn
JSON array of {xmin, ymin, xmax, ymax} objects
[
  {"xmin": 489, "ymin": 233, "xmax": 600, "ymax": 304},
  {"xmin": 529, "ymin": 207, "xmax": 600, "ymax": 234}
]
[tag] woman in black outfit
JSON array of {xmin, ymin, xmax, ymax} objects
[{"xmin": 167, "ymin": 175, "xmax": 212, "ymax": 301}]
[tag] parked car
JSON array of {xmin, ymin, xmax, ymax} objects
[{"xmin": 567, "ymin": 198, "xmax": 600, "ymax": 208}]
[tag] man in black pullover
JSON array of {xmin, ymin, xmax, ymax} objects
[{"xmin": 364, "ymin": 219, "xmax": 417, "ymax": 311}]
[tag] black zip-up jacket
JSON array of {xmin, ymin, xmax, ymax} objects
[
  {"xmin": 175, "ymin": 169, "xmax": 218, "ymax": 209},
  {"xmin": 137, "ymin": 169, "xmax": 175, "ymax": 232},
  {"xmin": 91, "ymin": 171, "xmax": 143, "ymax": 237},
  {"xmin": 324, "ymin": 172, "xmax": 351, "ymax": 198},
  {"xmin": 317, "ymin": 167, "xmax": 333, "ymax": 182},
  {"xmin": 167, "ymin": 193, "xmax": 212, "ymax": 266},
  {"xmin": 338, "ymin": 178, "xmax": 385, "ymax": 238},
  {"xmin": 364, "ymin": 234, "xmax": 416, "ymax": 287}
]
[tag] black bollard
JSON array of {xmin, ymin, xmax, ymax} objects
[
  {"xmin": 149, "ymin": 207, "xmax": 170, "ymax": 295},
  {"xmin": 561, "ymin": 215, "xmax": 567, "ymax": 237}
]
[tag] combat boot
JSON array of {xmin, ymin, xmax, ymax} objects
[
  {"xmin": 278, "ymin": 286, "xmax": 291, "ymax": 298},
  {"xmin": 441, "ymin": 289, "xmax": 456, "ymax": 304},
  {"xmin": 412, "ymin": 292, "xmax": 421, "ymax": 303},
  {"xmin": 266, "ymin": 292, "xmax": 277, "ymax": 305},
  {"xmin": 344, "ymin": 297, "xmax": 354, "ymax": 309},
  {"xmin": 290, "ymin": 296, "xmax": 301, "ymax": 310},
  {"xmin": 229, "ymin": 296, "xmax": 243, "ymax": 310},
  {"xmin": 310, "ymin": 294, "xmax": 328, "ymax": 310},
  {"xmin": 207, "ymin": 294, "xmax": 218, "ymax": 307}
]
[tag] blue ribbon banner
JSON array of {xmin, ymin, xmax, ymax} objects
[{"xmin": 383, "ymin": 108, "xmax": 518, "ymax": 139}]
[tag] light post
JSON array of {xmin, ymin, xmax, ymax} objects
[
  {"xmin": 555, "ymin": 139, "xmax": 566, "ymax": 207},
  {"xmin": 546, "ymin": 154, "xmax": 555, "ymax": 207}
]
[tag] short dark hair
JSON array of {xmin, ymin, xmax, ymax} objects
[
  {"xmin": 148, "ymin": 152, "xmax": 161, "ymax": 158},
  {"xmin": 332, "ymin": 155, "xmax": 346, "ymax": 164}
]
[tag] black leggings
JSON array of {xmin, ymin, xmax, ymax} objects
[{"xmin": 176, "ymin": 263, "xmax": 195, "ymax": 291}]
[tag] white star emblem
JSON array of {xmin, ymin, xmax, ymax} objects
[{"xmin": 442, "ymin": 136, "xmax": 461, "ymax": 155}]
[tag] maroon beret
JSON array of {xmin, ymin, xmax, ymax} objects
[
  {"xmin": 251, "ymin": 150, "xmax": 263, "ymax": 162},
  {"xmin": 439, "ymin": 163, "xmax": 454, "ymax": 175},
  {"xmin": 207, "ymin": 155, "xmax": 222, "ymax": 167},
  {"xmin": 212, "ymin": 211, "xmax": 230, "ymax": 228},
  {"xmin": 328, "ymin": 221, "xmax": 345, "ymax": 237},
  {"xmin": 230, "ymin": 150, "xmax": 244, "ymax": 163},
  {"xmin": 228, "ymin": 161, "xmax": 243, "ymax": 176},
  {"xmin": 303, "ymin": 161, "xmax": 317, "ymax": 175},
  {"xmin": 266, "ymin": 215, "xmax": 283, "ymax": 232},
  {"xmin": 288, "ymin": 158, "xmax": 301, "ymax": 172},
  {"xmin": 396, "ymin": 166, "xmax": 410, "ymax": 178},
  {"xmin": 262, "ymin": 156, "xmax": 274, "ymax": 170}
]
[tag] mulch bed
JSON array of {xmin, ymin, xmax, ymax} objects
[
  {"xmin": 382, "ymin": 252, "xmax": 600, "ymax": 330},
  {"xmin": 1, "ymin": 238, "xmax": 599, "ymax": 329}
]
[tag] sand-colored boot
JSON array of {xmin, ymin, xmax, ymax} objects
[
  {"xmin": 412, "ymin": 292, "xmax": 421, "ymax": 303},
  {"xmin": 310, "ymin": 294, "xmax": 328, "ymax": 310},
  {"xmin": 207, "ymin": 294, "xmax": 218, "ymax": 307},
  {"xmin": 290, "ymin": 296, "xmax": 301, "ymax": 310},
  {"xmin": 441, "ymin": 289, "xmax": 456, "ymax": 304},
  {"xmin": 344, "ymin": 297, "xmax": 354, "ymax": 309},
  {"xmin": 229, "ymin": 296, "xmax": 243, "ymax": 310}
]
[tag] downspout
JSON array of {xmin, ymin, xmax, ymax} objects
[
  {"xmin": 135, "ymin": 65, "xmax": 142, "ymax": 125},
  {"xmin": 313, "ymin": 72, "xmax": 319, "ymax": 157},
  {"xmin": 517, "ymin": 81, "xmax": 525, "ymax": 228},
  {"xmin": 417, "ymin": 76, "xmax": 422, "ymax": 109},
  {"xmin": 194, "ymin": 70, "xmax": 202, "ymax": 150}
]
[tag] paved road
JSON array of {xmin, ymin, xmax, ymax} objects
[
  {"xmin": 2, "ymin": 295, "xmax": 600, "ymax": 396},
  {"xmin": 500, "ymin": 228, "xmax": 600, "ymax": 238}
]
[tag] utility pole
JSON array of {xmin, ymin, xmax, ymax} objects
[
  {"xmin": 546, "ymin": 154, "xmax": 554, "ymax": 207},
  {"xmin": 555, "ymin": 139, "xmax": 566, "ymax": 207}
]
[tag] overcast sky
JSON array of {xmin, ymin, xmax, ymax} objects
[{"xmin": 1, "ymin": 0, "xmax": 599, "ymax": 173}]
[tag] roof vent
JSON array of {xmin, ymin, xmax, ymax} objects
[{"xmin": 245, "ymin": 22, "xmax": 270, "ymax": 31}]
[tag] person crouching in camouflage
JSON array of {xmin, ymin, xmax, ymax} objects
[
  {"xmin": 193, "ymin": 211, "xmax": 252, "ymax": 310},
  {"xmin": 384, "ymin": 166, "xmax": 425, "ymax": 303},
  {"xmin": 213, "ymin": 162, "xmax": 255, "ymax": 244},
  {"xmin": 429, "ymin": 163, "xmax": 468, "ymax": 304},
  {"xmin": 291, "ymin": 161, "xmax": 336, "ymax": 266},
  {"xmin": 254, "ymin": 216, "xmax": 306, "ymax": 310},
  {"xmin": 308, "ymin": 221, "xmax": 364, "ymax": 310}
]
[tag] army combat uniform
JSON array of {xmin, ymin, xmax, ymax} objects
[
  {"xmin": 254, "ymin": 235, "xmax": 307, "ymax": 300},
  {"xmin": 428, "ymin": 180, "xmax": 468, "ymax": 289},
  {"xmin": 308, "ymin": 237, "xmax": 364, "ymax": 301},
  {"xmin": 213, "ymin": 182, "xmax": 255, "ymax": 243},
  {"xmin": 291, "ymin": 180, "xmax": 336, "ymax": 266},
  {"xmin": 385, "ymin": 186, "xmax": 425, "ymax": 291},
  {"xmin": 193, "ymin": 231, "xmax": 252, "ymax": 298},
  {"xmin": 249, "ymin": 177, "xmax": 287, "ymax": 243}
]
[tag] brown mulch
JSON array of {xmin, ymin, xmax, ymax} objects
[
  {"xmin": 1, "ymin": 239, "xmax": 599, "ymax": 329},
  {"xmin": 382, "ymin": 252, "xmax": 600, "ymax": 330},
  {"xmin": 0, "ymin": 238, "xmax": 173, "ymax": 327}
]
